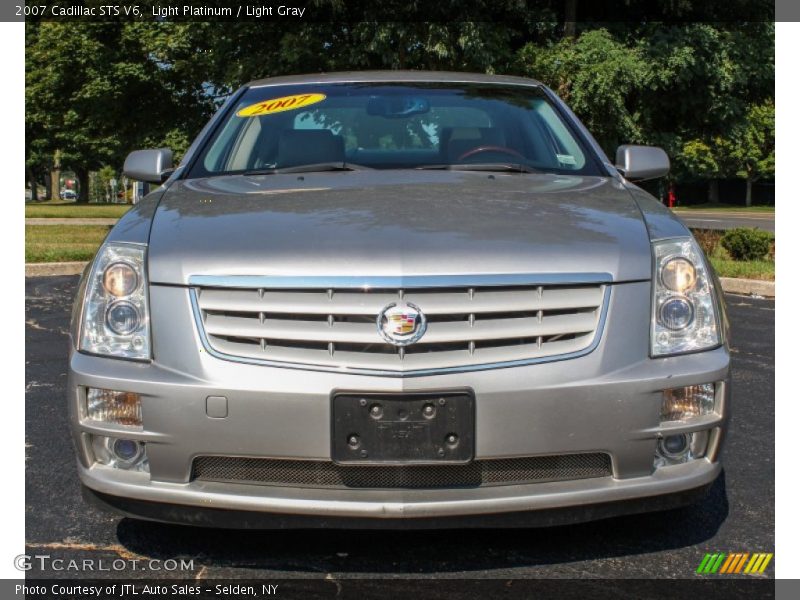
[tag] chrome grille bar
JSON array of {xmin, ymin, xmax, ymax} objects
[
  {"xmin": 190, "ymin": 274, "xmax": 611, "ymax": 376},
  {"xmin": 195, "ymin": 286, "xmax": 605, "ymax": 315}
]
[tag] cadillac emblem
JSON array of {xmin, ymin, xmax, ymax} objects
[{"xmin": 377, "ymin": 302, "xmax": 427, "ymax": 346}]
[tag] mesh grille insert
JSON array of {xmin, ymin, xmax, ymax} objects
[{"xmin": 191, "ymin": 454, "xmax": 613, "ymax": 489}]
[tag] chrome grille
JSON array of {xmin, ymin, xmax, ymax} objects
[
  {"xmin": 191, "ymin": 277, "xmax": 608, "ymax": 374},
  {"xmin": 191, "ymin": 454, "xmax": 613, "ymax": 489}
]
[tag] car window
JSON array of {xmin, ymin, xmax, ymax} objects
[
  {"xmin": 530, "ymin": 100, "xmax": 587, "ymax": 169},
  {"xmin": 193, "ymin": 83, "xmax": 599, "ymax": 176},
  {"xmin": 292, "ymin": 107, "xmax": 492, "ymax": 152}
]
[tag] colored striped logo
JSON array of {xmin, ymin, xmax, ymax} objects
[{"xmin": 696, "ymin": 552, "xmax": 773, "ymax": 574}]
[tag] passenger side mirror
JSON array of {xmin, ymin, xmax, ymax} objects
[
  {"xmin": 123, "ymin": 148, "xmax": 174, "ymax": 184},
  {"xmin": 615, "ymin": 145, "xmax": 670, "ymax": 181}
]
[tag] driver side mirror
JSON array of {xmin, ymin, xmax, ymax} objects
[
  {"xmin": 615, "ymin": 145, "xmax": 670, "ymax": 181},
  {"xmin": 123, "ymin": 148, "xmax": 174, "ymax": 184}
]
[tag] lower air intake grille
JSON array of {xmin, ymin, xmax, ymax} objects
[{"xmin": 191, "ymin": 454, "xmax": 613, "ymax": 489}]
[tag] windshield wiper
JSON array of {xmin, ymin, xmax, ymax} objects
[
  {"xmin": 243, "ymin": 162, "xmax": 371, "ymax": 176},
  {"xmin": 416, "ymin": 163, "xmax": 540, "ymax": 174}
]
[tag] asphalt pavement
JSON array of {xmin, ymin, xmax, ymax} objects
[
  {"xmin": 24, "ymin": 276, "xmax": 774, "ymax": 583},
  {"xmin": 674, "ymin": 210, "xmax": 775, "ymax": 232}
]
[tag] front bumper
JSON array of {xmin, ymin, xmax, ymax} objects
[
  {"xmin": 81, "ymin": 470, "xmax": 718, "ymax": 529},
  {"xmin": 68, "ymin": 281, "xmax": 730, "ymax": 525}
]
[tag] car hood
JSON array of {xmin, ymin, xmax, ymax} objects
[{"xmin": 147, "ymin": 170, "xmax": 652, "ymax": 285}]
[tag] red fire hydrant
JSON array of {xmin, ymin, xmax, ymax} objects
[{"xmin": 667, "ymin": 184, "xmax": 676, "ymax": 209}]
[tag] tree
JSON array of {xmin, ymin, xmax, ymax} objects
[
  {"xmin": 93, "ymin": 165, "xmax": 118, "ymax": 203},
  {"xmin": 633, "ymin": 23, "xmax": 773, "ymax": 192},
  {"xmin": 517, "ymin": 29, "xmax": 647, "ymax": 155},
  {"xmin": 25, "ymin": 16, "xmax": 774, "ymax": 205},
  {"xmin": 25, "ymin": 22, "xmax": 214, "ymax": 202},
  {"xmin": 563, "ymin": 0, "xmax": 577, "ymax": 39},
  {"xmin": 677, "ymin": 139, "xmax": 723, "ymax": 203},
  {"xmin": 720, "ymin": 101, "xmax": 775, "ymax": 207},
  {"xmin": 24, "ymin": 22, "xmax": 49, "ymax": 202}
]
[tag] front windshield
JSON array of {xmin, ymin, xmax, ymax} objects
[{"xmin": 189, "ymin": 82, "xmax": 602, "ymax": 177}]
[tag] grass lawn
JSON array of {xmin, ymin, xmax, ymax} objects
[
  {"xmin": 25, "ymin": 224, "xmax": 111, "ymax": 263},
  {"xmin": 674, "ymin": 203, "xmax": 774, "ymax": 213},
  {"xmin": 709, "ymin": 256, "xmax": 775, "ymax": 280},
  {"xmin": 25, "ymin": 202, "xmax": 130, "ymax": 219},
  {"xmin": 690, "ymin": 228, "xmax": 775, "ymax": 280},
  {"xmin": 707, "ymin": 246, "xmax": 774, "ymax": 281}
]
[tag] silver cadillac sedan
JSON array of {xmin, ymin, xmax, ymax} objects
[{"xmin": 68, "ymin": 71, "xmax": 730, "ymax": 528}]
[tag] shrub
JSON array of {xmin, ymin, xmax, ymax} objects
[
  {"xmin": 720, "ymin": 228, "xmax": 773, "ymax": 261},
  {"xmin": 691, "ymin": 228, "xmax": 723, "ymax": 257}
]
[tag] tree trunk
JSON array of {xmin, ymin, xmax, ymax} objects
[
  {"xmin": 26, "ymin": 167, "xmax": 37, "ymax": 202},
  {"xmin": 564, "ymin": 0, "xmax": 577, "ymax": 39},
  {"xmin": 43, "ymin": 169, "xmax": 52, "ymax": 201},
  {"xmin": 75, "ymin": 167, "xmax": 90, "ymax": 204},
  {"xmin": 745, "ymin": 177, "xmax": 753, "ymax": 207},
  {"xmin": 708, "ymin": 179, "xmax": 719, "ymax": 204},
  {"xmin": 50, "ymin": 169, "xmax": 60, "ymax": 201}
]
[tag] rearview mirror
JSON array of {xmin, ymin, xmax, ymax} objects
[
  {"xmin": 366, "ymin": 95, "xmax": 430, "ymax": 119},
  {"xmin": 615, "ymin": 145, "xmax": 670, "ymax": 181},
  {"xmin": 123, "ymin": 148, "xmax": 174, "ymax": 184}
]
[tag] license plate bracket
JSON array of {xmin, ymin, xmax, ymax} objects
[{"xmin": 332, "ymin": 391, "xmax": 475, "ymax": 465}]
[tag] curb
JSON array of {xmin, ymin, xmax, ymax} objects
[
  {"xmin": 24, "ymin": 263, "xmax": 776, "ymax": 297},
  {"xmin": 25, "ymin": 262, "xmax": 88, "ymax": 277},
  {"xmin": 719, "ymin": 277, "xmax": 774, "ymax": 298}
]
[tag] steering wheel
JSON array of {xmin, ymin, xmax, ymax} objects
[{"xmin": 457, "ymin": 145, "xmax": 525, "ymax": 162}]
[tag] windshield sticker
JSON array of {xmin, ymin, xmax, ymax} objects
[{"xmin": 237, "ymin": 93, "xmax": 326, "ymax": 117}]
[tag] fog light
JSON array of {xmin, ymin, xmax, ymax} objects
[
  {"xmin": 91, "ymin": 435, "xmax": 148, "ymax": 471},
  {"xmin": 86, "ymin": 388, "xmax": 142, "ymax": 427},
  {"xmin": 661, "ymin": 384, "xmax": 715, "ymax": 422},
  {"xmin": 112, "ymin": 438, "xmax": 140, "ymax": 461},
  {"xmin": 654, "ymin": 433, "xmax": 694, "ymax": 468},
  {"xmin": 660, "ymin": 434, "xmax": 689, "ymax": 458}
]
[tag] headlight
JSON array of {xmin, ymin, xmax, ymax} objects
[
  {"xmin": 79, "ymin": 243, "xmax": 151, "ymax": 360},
  {"xmin": 651, "ymin": 238, "xmax": 720, "ymax": 356},
  {"xmin": 103, "ymin": 262, "xmax": 139, "ymax": 297}
]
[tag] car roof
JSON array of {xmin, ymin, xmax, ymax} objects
[{"xmin": 245, "ymin": 71, "xmax": 544, "ymax": 89}]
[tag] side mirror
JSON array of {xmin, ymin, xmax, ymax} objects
[
  {"xmin": 615, "ymin": 145, "xmax": 670, "ymax": 181},
  {"xmin": 123, "ymin": 148, "xmax": 174, "ymax": 184}
]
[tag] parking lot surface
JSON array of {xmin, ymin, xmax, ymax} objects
[
  {"xmin": 675, "ymin": 210, "xmax": 775, "ymax": 232},
  {"xmin": 25, "ymin": 276, "xmax": 774, "ymax": 580}
]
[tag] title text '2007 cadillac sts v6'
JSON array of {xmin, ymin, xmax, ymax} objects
[{"xmin": 68, "ymin": 72, "xmax": 729, "ymax": 528}]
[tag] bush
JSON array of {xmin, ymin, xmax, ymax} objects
[
  {"xmin": 691, "ymin": 229, "xmax": 723, "ymax": 257},
  {"xmin": 720, "ymin": 228, "xmax": 773, "ymax": 261}
]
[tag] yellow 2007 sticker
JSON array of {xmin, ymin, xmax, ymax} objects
[{"xmin": 237, "ymin": 93, "xmax": 326, "ymax": 117}]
